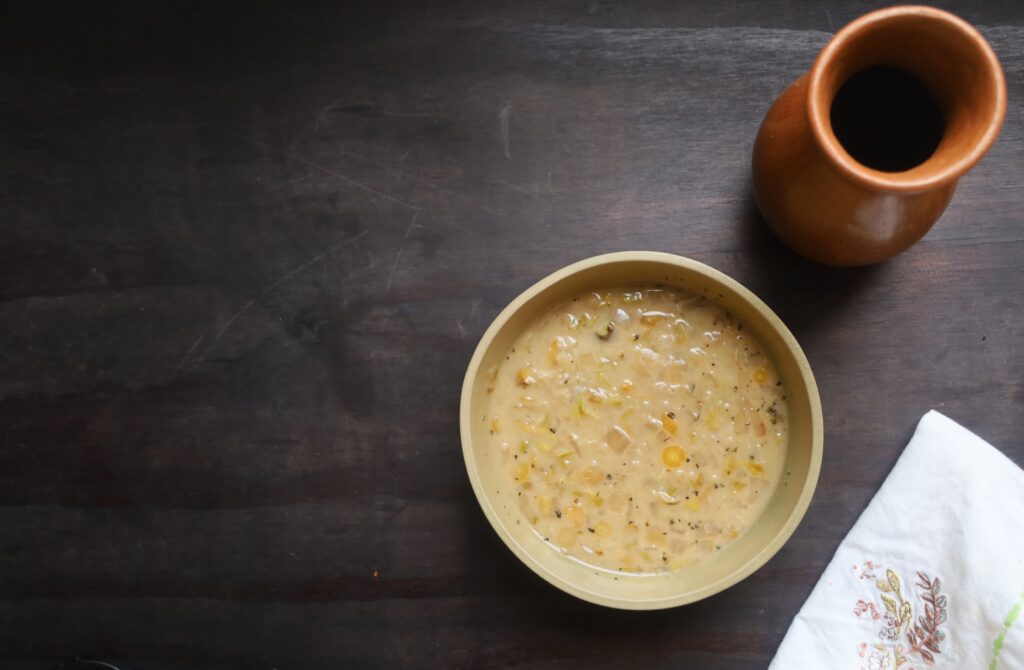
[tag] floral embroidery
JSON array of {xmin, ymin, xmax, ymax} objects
[
  {"xmin": 854, "ymin": 562, "xmax": 948, "ymax": 668},
  {"xmin": 990, "ymin": 591, "xmax": 1024, "ymax": 670},
  {"xmin": 855, "ymin": 600, "xmax": 882, "ymax": 620},
  {"xmin": 868, "ymin": 649, "xmax": 890, "ymax": 670}
]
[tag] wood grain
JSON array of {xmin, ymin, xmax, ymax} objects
[{"xmin": 0, "ymin": 1, "xmax": 1021, "ymax": 668}]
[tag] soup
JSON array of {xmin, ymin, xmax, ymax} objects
[{"xmin": 486, "ymin": 286, "xmax": 788, "ymax": 574}]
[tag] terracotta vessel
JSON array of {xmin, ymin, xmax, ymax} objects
[{"xmin": 752, "ymin": 6, "xmax": 1006, "ymax": 266}]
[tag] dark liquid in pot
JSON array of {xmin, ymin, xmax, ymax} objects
[{"xmin": 830, "ymin": 65, "xmax": 945, "ymax": 172}]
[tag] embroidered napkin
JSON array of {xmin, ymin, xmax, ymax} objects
[{"xmin": 770, "ymin": 410, "xmax": 1024, "ymax": 670}]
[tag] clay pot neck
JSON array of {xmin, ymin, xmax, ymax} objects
[{"xmin": 807, "ymin": 5, "xmax": 1006, "ymax": 193}]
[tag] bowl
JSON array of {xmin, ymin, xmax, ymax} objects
[{"xmin": 460, "ymin": 251, "xmax": 823, "ymax": 609}]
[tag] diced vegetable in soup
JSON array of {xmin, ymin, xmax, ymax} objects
[{"xmin": 486, "ymin": 286, "xmax": 787, "ymax": 574}]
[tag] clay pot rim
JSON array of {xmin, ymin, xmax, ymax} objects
[{"xmin": 807, "ymin": 5, "xmax": 1006, "ymax": 193}]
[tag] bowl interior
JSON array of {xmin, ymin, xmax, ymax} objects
[{"xmin": 461, "ymin": 252, "xmax": 822, "ymax": 609}]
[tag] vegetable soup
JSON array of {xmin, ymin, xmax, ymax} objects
[{"xmin": 486, "ymin": 286, "xmax": 788, "ymax": 574}]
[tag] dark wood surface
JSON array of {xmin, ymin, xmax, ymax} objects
[{"xmin": 1, "ymin": 1, "xmax": 1021, "ymax": 668}]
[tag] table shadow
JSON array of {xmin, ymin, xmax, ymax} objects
[{"xmin": 733, "ymin": 195, "xmax": 888, "ymax": 342}]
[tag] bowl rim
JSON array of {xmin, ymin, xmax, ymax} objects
[{"xmin": 459, "ymin": 251, "xmax": 823, "ymax": 609}]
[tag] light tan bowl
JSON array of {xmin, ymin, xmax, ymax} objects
[{"xmin": 460, "ymin": 252, "xmax": 823, "ymax": 609}]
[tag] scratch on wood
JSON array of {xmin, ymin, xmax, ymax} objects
[
  {"xmin": 499, "ymin": 103, "xmax": 513, "ymax": 160},
  {"xmin": 478, "ymin": 247, "xmax": 493, "ymax": 272},
  {"xmin": 176, "ymin": 334, "xmax": 205, "ymax": 370},
  {"xmin": 386, "ymin": 248, "xmax": 404, "ymax": 293},
  {"xmin": 235, "ymin": 133, "xmax": 418, "ymax": 210},
  {"xmin": 495, "ymin": 178, "xmax": 545, "ymax": 200},
  {"xmin": 314, "ymin": 97, "xmax": 349, "ymax": 130},
  {"xmin": 404, "ymin": 211, "xmax": 420, "ymax": 239},
  {"xmin": 189, "ymin": 231, "xmax": 367, "ymax": 366},
  {"xmin": 197, "ymin": 299, "xmax": 255, "ymax": 363},
  {"xmin": 281, "ymin": 173, "xmax": 313, "ymax": 187},
  {"xmin": 821, "ymin": 0, "xmax": 835, "ymax": 31},
  {"xmin": 294, "ymin": 154, "xmax": 416, "ymax": 209},
  {"xmin": 265, "ymin": 232, "xmax": 366, "ymax": 293},
  {"xmin": 340, "ymin": 148, "xmax": 405, "ymax": 181}
]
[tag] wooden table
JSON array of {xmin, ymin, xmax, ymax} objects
[{"xmin": 1, "ymin": 1, "xmax": 1021, "ymax": 668}]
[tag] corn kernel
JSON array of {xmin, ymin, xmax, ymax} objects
[
  {"xmin": 564, "ymin": 504, "xmax": 586, "ymax": 528},
  {"xmin": 519, "ymin": 441, "xmax": 529, "ymax": 454},
  {"xmin": 705, "ymin": 407, "xmax": 720, "ymax": 431},
  {"xmin": 556, "ymin": 527, "xmax": 577, "ymax": 548},
  {"xmin": 534, "ymin": 439, "xmax": 552, "ymax": 454},
  {"xmin": 732, "ymin": 480, "xmax": 747, "ymax": 491},
  {"xmin": 745, "ymin": 462, "xmax": 765, "ymax": 476},
  {"xmin": 620, "ymin": 380, "xmax": 634, "ymax": 393},
  {"xmin": 580, "ymin": 464, "xmax": 603, "ymax": 485},
  {"xmin": 684, "ymin": 499, "xmax": 701, "ymax": 512},
  {"xmin": 753, "ymin": 366, "xmax": 769, "ymax": 385},
  {"xmin": 537, "ymin": 495, "xmax": 553, "ymax": 516},
  {"xmin": 519, "ymin": 413, "xmax": 552, "ymax": 435},
  {"xmin": 514, "ymin": 463, "xmax": 530, "ymax": 481},
  {"xmin": 516, "ymin": 367, "xmax": 536, "ymax": 386},
  {"xmin": 594, "ymin": 522, "xmax": 612, "ymax": 537},
  {"xmin": 662, "ymin": 412, "xmax": 678, "ymax": 435},
  {"xmin": 572, "ymin": 394, "xmax": 596, "ymax": 419},
  {"xmin": 662, "ymin": 445, "xmax": 686, "ymax": 468},
  {"xmin": 644, "ymin": 528, "xmax": 666, "ymax": 548},
  {"xmin": 490, "ymin": 418, "xmax": 500, "ymax": 433}
]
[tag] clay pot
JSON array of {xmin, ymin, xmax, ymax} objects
[{"xmin": 752, "ymin": 6, "xmax": 1006, "ymax": 266}]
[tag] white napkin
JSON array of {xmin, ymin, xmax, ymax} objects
[{"xmin": 770, "ymin": 410, "xmax": 1024, "ymax": 670}]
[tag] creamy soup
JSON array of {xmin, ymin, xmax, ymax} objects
[{"xmin": 485, "ymin": 286, "xmax": 788, "ymax": 574}]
